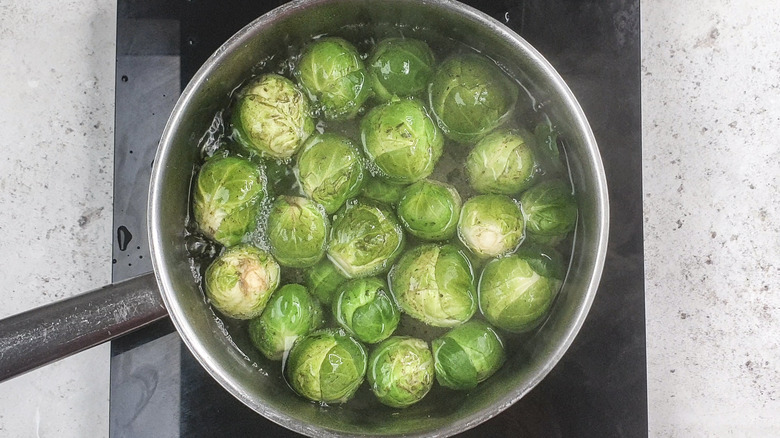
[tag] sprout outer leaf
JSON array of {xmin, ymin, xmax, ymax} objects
[
  {"xmin": 333, "ymin": 277, "xmax": 400, "ymax": 344},
  {"xmin": 285, "ymin": 328, "xmax": 368, "ymax": 403},
  {"xmin": 465, "ymin": 129, "xmax": 538, "ymax": 195},
  {"xmin": 360, "ymin": 177, "xmax": 407, "ymax": 206},
  {"xmin": 305, "ymin": 259, "xmax": 348, "ymax": 305},
  {"xmin": 327, "ymin": 199, "xmax": 405, "ymax": 278},
  {"xmin": 367, "ymin": 38, "xmax": 436, "ymax": 102},
  {"xmin": 193, "ymin": 155, "xmax": 266, "ymax": 247},
  {"xmin": 248, "ymin": 284, "xmax": 323, "ymax": 360},
  {"xmin": 267, "ymin": 196, "xmax": 329, "ymax": 268},
  {"xmin": 204, "ymin": 244, "xmax": 280, "ymax": 320},
  {"xmin": 432, "ymin": 320, "xmax": 505, "ymax": 390},
  {"xmin": 367, "ymin": 336, "xmax": 434, "ymax": 408},
  {"xmin": 478, "ymin": 253, "xmax": 562, "ymax": 333},
  {"xmin": 297, "ymin": 133, "xmax": 366, "ymax": 214},
  {"xmin": 294, "ymin": 37, "xmax": 372, "ymax": 120},
  {"xmin": 457, "ymin": 194, "xmax": 525, "ymax": 258},
  {"xmin": 428, "ymin": 53, "xmax": 519, "ymax": 143},
  {"xmin": 397, "ymin": 179, "xmax": 461, "ymax": 241},
  {"xmin": 520, "ymin": 179, "xmax": 578, "ymax": 242},
  {"xmin": 231, "ymin": 74, "xmax": 315, "ymax": 159},
  {"xmin": 360, "ymin": 99, "xmax": 443, "ymax": 184},
  {"xmin": 389, "ymin": 244, "xmax": 476, "ymax": 327}
]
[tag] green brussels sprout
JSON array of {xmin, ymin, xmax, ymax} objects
[
  {"xmin": 192, "ymin": 155, "xmax": 266, "ymax": 247},
  {"xmin": 514, "ymin": 243, "xmax": 567, "ymax": 281},
  {"xmin": 294, "ymin": 37, "xmax": 372, "ymax": 120},
  {"xmin": 478, "ymin": 250, "xmax": 563, "ymax": 333},
  {"xmin": 360, "ymin": 99, "xmax": 443, "ymax": 184},
  {"xmin": 266, "ymin": 196, "xmax": 328, "ymax": 268},
  {"xmin": 457, "ymin": 194, "xmax": 524, "ymax": 258},
  {"xmin": 431, "ymin": 320, "xmax": 505, "ymax": 390},
  {"xmin": 248, "ymin": 284, "xmax": 323, "ymax": 360},
  {"xmin": 367, "ymin": 337, "xmax": 434, "ymax": 408},
  {"xmin": 397, "ymin": 179, "xmax": 461, "ymax": 241},
  {"xmin": 231, "ymin": 74, "xmax": 315, "ymax": 159},
  {"xmin": 305, "ymin": 259, "xmax": 347, "ymax": 305},
  {"xmin": 428, "ymin": 53, "xmax": 518, "ymax": 143},
  {"xmin": 466, "ymin": 129, "xmax": 538, "ymax": 195},
  {"xmin": 360, "ymin": 177, "xmax": 407, "ymax": 206},
  {"xmin": 367, "ymin": 38, "xmax": 435, "ymax": 102},
  {"xmin": 520, "ymin": 179, "xmax": 577, "ymax": 243},
  {"xmin": 285, "ymin": 328, "xmax": 368, "ymax": 404},
  {"xmin": 388, "ymin": 244, "xmax": 476, "ymax": 327},
  {"xmin": 204, "ymin": 244, "xmax": 280, "ymax": 320},
  {"xmin": 328, "ymin": 199, "xmax": 405, "ymax": 278},
  {"xmin": 296, "ymin": 133, "xmax": 366, "ymax": 214},
  {"xmin": 333, "ymin": 277, "xmax": 400, "ymax": 344}
]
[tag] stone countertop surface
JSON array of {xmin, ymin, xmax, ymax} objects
[
  {"xmin": 0, "ymin": 0, "xmax": 777, "ymax": 436},
  {"xmin": 642, "ymin": 1, "xmax": 779, "ymax": 435}
]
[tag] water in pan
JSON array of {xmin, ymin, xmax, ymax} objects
[{"xmin": 182, "ymin": 21, "xmax": 577, "ymax": 413}]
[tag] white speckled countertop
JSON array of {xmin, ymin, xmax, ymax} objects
[
  {"xmin": 0, "ymin": 1, "xmax": 115, "ymax": 436},
  {"xmin": 643, "ymin": 1, "xmax": 780, "ymax": 435},
  {"xmin": 0, "ymin": 0, "xmax": 777, "ymax": 436}
]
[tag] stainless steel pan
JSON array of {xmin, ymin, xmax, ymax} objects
[{"xmin": 0, "ymin": 0, "xmax": 608, "ymax": 436}]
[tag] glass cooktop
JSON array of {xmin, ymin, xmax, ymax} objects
[{"xmin": 110, "ymin": 0, "xmax": 645, "ymax": 436}]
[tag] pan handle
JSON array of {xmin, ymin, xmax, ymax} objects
[{"xmin": 0, "ymin": 272, "xmax": 167, "ymax": 382}]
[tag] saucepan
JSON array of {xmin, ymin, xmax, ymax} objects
[{"xmin": 0, "ymin": 0, "xmax": 608, "ymax": 436}]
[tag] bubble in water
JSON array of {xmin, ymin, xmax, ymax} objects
[
  {"xmin": 198, "ymin": 110, "xmax": 226, "ymax": 158},
  {"xmin": 185, "ymin": 233, "xmax": 218, "ymax": 259},
  {"xmin": 246, "ymin": 198, "xmax": 273, "ymax": 251}
]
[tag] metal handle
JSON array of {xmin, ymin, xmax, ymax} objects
[{"xmin": 0, "ymin": 272, "xmax": 167, "ymax": 382}]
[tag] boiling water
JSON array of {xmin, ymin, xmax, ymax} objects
[{"xmin": 183, "ymin": 22, "xmax": 576, "ymax": 412}]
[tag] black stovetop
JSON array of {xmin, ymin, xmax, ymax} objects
[{"xmin": 110, "ymin": 1, "xmax": 645, "ymax": 436}]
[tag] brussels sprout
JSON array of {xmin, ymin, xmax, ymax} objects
[
  {"xmin": 204, "ymin": 244, "xmax": 280, "ymax": 320},
  {"xmin": 367, "ymin": 38, "xmax": 435, "ymax": 102},
  {"xmin": 328, "ymin": 199, "xmax": 405, "ymax": 278},
  {"xmin": 478, "ymin": 251, "xmax": 563, "ymax": 333},
  {"xmin": 360, "ymin": 177, "xmax": 407, "ymax": 206},
  {"xmin": 333, "ymin": 277, "xmax": 400, "ymax": 344},
  {"xmin": 389, "ymin": 244, "xmax": 476, "ymax": 327},
  {"xmin": 520, "ymin": 179, "xmax": 577, "ymax": 243},
  {"xmin": 248, "ymin": 284, "xmax": 323, "ymax": 360},
  {"xmin": 285, "ymin": 328, "xmax": 368, "ymax": 403},
  {"xmin": 431, "ymin": 320, "xmax": 505, "ymax": 390},
  {"xmin": 514, "ymin": 244, "xmax": 567, "ymax": 281},
  {"xmin": 457, "ymin": 194, "xmax": 524, "ymax": 258},
  {"xmin": 465, "ymin": 129, "xmax": 538, "ymax": 195},
  {"xmin": 266, "ymin": 196, "xmax": 328, "ymax": 268},
  {"xmin": 397, "ymin": 179, "xmax": 461, "ymax": 241},
  {"xmin": 305, "ymin": 259, "xmax": 347, "ymax": 305},
  {"xmin": 428, "ymin": 53, "xmax": 518, "ymax": 143},
  {"xmin": 231, "ymin": 74, "xmax": 315, "ymax": 159},
  {"xmin": 360, "ymin": 99, "xmax": 443, "ymax": 184},
  {"xmin": 367, "ymin": 337, "xmax": 434, "ymax": 408},
  {"xmin": 294, "ymin": 37, "xmax": 372, "ymax": 120},
  {"xmin": 192, "ymin": 155, "xmax": 266, "ymax": 247},
  {"xmin": 297, "ymin": 133, "xmax": 365, "ymax": 214}
]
